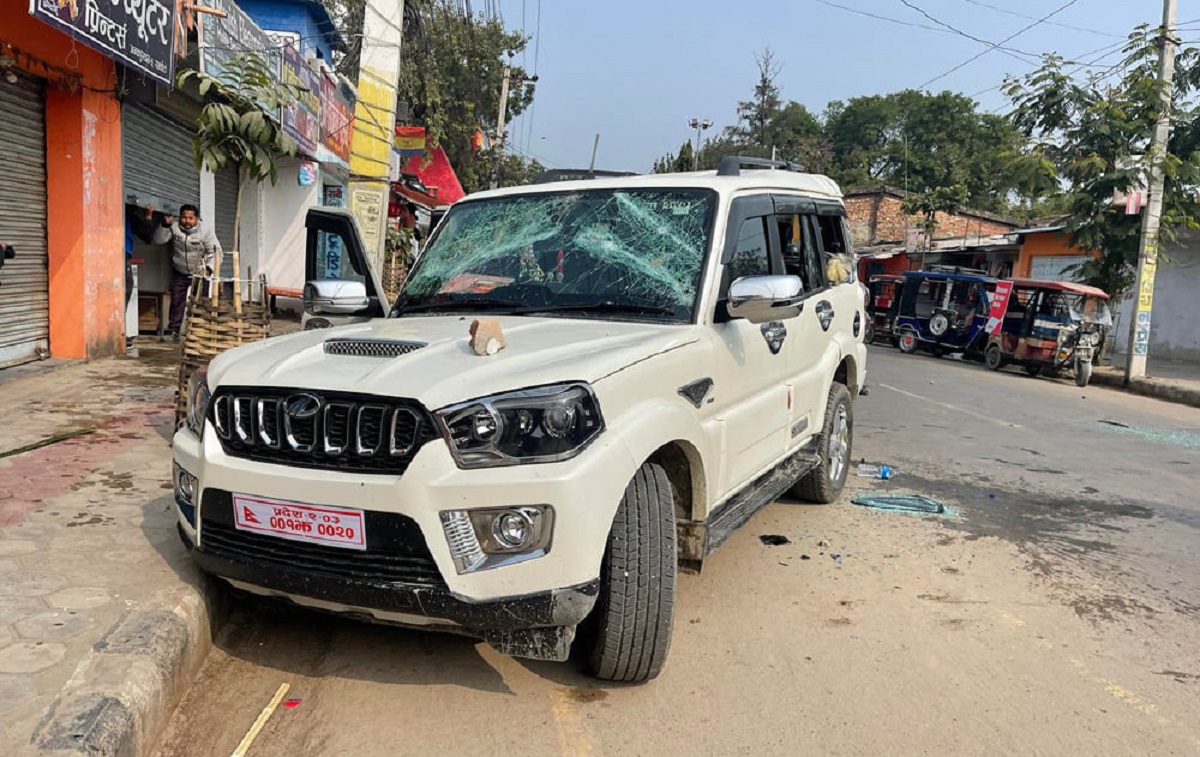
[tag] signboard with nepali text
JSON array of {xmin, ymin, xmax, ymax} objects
[
  {"xmin": 31, "ymin": 0, "xmax": 176, "ymax": 86},
  {"xmin": 281, "ymin": 42, "xmax": 320, "ymax": 157},
  {"xmin": 198, "ymin": 0, "xmax": 277, "ymax": 81},
  {"xmin": 985, "ymin": 280, "xmax": 1014, "ymax": 336}
]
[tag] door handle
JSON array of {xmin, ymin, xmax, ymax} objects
[{"xmin": 815, "ymin": 300, "xmax": 835, "ymax": 331}]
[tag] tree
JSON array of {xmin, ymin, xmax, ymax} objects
[
  {"xmin": 395, "ymin": 1, "xmax": 534, "ymax": 194},
  {"xmin": 824, "ymin": 90, "xmax": 1022, "ymax": 211},
  {"xmin": 901, "ymin": 184, "xmax": 969, "ymax": 247},
  {"xmin": 178, "ymin": 54, "xmax": 303, "ymax": 250},
  {"xmin": 736, "ymin": 49, "xmax": 783, "ymax": 148},
  {"xmin": 652, "ymin": 140, "xmax": 695, "ymax": 173},
  {"xmin": 1005, "ymin": 25, "xmax": 1200, "ymax": 301}
]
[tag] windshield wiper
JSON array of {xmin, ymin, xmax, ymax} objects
[
  {"xmin": 516, "ymin": 301, "xmax": 680, "ymax": 318},
  {"xmin": 394, "ymin": 299, "xmax": 527, "ymax": 315}
]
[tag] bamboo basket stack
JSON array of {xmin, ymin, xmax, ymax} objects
[
  {"xmin": 175, "ymin": 249, "xmax": 271, "ymax": 428},
  {"xmin": 381, "ymin": 250, "xmax": 408, "ymax": 304}
]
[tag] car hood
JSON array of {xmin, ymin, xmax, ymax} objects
[{"xmin": 207, "ymin": 315, "xmax": 698, "ymax": 409}]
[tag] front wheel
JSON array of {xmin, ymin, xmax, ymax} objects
[
  {"xmin": 792, "ymin": 383, "xmax": 853, "ymax": 504},
  {"xmin": 585, "ymin": 461, "xmax": 677, "ymax": 683},
  {"xmin": 1075, "ymin": 359, "xmax": 1093, "ymax": 387},
  {"xmin": 985, "ymin": 343, "xmax": 1004, "ymax": 371},
  {"xmin": 898, "ymin": 329, "xmax": 919, "ymax": 354}
]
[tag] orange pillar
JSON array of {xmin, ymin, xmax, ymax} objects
[{"xmin": 44, "ymin": 88, "xmax": 124, "ymax": 360}]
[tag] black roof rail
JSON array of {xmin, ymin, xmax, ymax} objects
[{"xmin": 716, "ymin": 156, "xmax": 806, "ymax": 177}]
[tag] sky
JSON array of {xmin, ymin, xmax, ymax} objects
[{"xmin": 487, "ymin": 0, "xmax": 1191, "ymax": 173}]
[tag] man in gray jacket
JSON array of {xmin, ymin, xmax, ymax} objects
[{"xmin": 147, "ymin": 204, "xmax": 222, "ymax": 339}]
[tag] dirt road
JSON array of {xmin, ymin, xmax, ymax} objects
[{"xmin": 156, "ymin": 349, "xmax": 1200, "ymax": 756}]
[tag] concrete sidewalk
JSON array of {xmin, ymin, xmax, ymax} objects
[
  {"xmin": 0, "ymin": 342, "xmax": 219, "ymax": 756},
  {"xmin": 1091, "ymin": 355, "xmax": 1200, "ymax": 409}
]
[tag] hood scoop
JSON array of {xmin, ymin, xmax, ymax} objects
[{"xmin": 323, "ymin": 337, "xmax": 428, "ymax": 358}]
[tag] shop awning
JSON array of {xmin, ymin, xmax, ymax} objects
[{"xmin": 399, "ymin": 145, "xmax": 465, "ymax": 205}]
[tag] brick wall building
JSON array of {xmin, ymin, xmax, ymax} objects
[{"xmin": 844, "ymin": 186, "xmax": 1019, "ymax": 248}]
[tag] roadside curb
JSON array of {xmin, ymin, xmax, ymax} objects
[
  {"xmin": 30, "ymin": 567, "xmax": 226, "ymax": 757},
  {"xmin": 1090, "ymin": 369, "xmax": 1200, "ymax": 409}
]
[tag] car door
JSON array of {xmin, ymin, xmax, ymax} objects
[
  {"xmin": 301, "ymin": 208, "xmax": 389, "ymax": 328},
  {"xmin": 707, "ymin": 195, "xmax": 795, "ymax": 495},
  {"xmin": 774, "ymin": 198, "xmax": 832, "ymax": 449}
]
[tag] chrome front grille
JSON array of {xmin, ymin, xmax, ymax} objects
[
  {"xmin": 210, "ymin": 389, "xmax": 438, "ymax": 474},
  {"xmin": 323, "ymin": 338, "xmax": 427, "ymax": 358}
]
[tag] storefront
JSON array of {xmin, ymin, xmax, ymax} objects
[{"xmin": 0, "ymin": 71, "xmax": 49, "ymax": 368}]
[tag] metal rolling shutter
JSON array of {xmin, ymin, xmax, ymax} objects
[
  {"xmin": 214, "ymin": 166, "xmax": 240, "ymax": 277},
  {"xmin": 0, "ymin": 72, "xmax": 49, "ymax": 369},
  {"xmin": 121, "ymin": 103, "xmax": 200, "ymax": 213}
]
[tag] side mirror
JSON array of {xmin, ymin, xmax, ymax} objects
[
  {"xmin": 303, "ymin": 279, "xmax": 371, "ymax": 316},
  {"xmin": 728, "ymin": 275, "xmax": 804, "ymax": 324}
]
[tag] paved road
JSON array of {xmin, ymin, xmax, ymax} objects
[{"xmin": 156, "ymin": 348, "xmax": 1200, "ymax": 756}]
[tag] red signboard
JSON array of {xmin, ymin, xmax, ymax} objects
[
  {"xmin": 320, "ymin": 72, "xmax": 353, "ymax": 164},
  {"xmin": 985, "ymin": 280, "xmax": 1014, "ymax": 336}
]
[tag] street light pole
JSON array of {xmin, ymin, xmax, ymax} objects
[
  {"xmin": 1125, "ymin": 0, "xmax": 1178, "ymax": 382},
  {"xmin": 688, "ymin": 118, "xmax": 712, "ymax": 171}
]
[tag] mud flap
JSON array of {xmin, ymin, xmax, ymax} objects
[{"xmin": 483, "ymin": 625, "xmax": 576, "ymax": 662}]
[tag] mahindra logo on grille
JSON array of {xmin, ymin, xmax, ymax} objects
[{"xmin": 285, "ymin": 393, "xmax": 322, "ymax": 419}]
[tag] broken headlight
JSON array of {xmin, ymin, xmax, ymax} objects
[{"xmin": 436, "ymin": 383, "xmax": 604, "ymax": 468}]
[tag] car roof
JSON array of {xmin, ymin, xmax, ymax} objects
[
  {"xmin": 466, "ymin": 169, "xmax": 844, "ymax": 202},
  {"xmin": 1007, "ymin": 278, "xmax": 1110, "ymax": 299},
  {"xmin": 903, "ymin": 271, "xmax": 998, "ymax": 284}
]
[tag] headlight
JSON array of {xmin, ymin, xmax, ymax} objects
[
  {"xmin": 436, "ymin": 383, "xmax": 604, "ymax": 468},
  {"xmin": 186, "ymin": 365, "xmax": 212, "ymax": 437}
]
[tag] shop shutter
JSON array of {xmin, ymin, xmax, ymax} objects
[
  {"xmin": 121, "ymin": 103, "xmax": 200, "ymax": 213},
  {"xmin": 0, "ymin": 72, "xmax": 49, "ymax": 369},
  {"xmin": 214, "ymin": 165, "xmax": 240, "ymax": 277}
]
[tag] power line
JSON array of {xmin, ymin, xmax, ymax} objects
[
  {"xmin": 959, "ymin": 0, "xmax": 1123, "ymax": 39},
  {"xmin": 967, "ymin": 36, "xmax": 1132, "ymax": 99},
  {"xmin": 896, "ymin": 0, "xmax": 1040, "ymax": 63},
  {"xmin": 916, "ymin": 0, "xmax": 1083, "ymax": 90},
  {"xmin": 816, "ymin": 0, "xmax": 1038, "ymax": 60}
]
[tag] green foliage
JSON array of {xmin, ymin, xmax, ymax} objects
[
  {"xmin": 177, "ymin": 55, "xmax": 301, "ymax": 185},
  {"xmin": 652, "ymin": 140, "xmax": 695, "ymax": 173},
  {"xmin": 1005, "ymin": 24, "xmax": 1200, "ymax": 301},
  {"xmin": 396, "ymin": 1, "xmax": 534, "ymax": 194},
  {"xmin": 901, "ymin": 184, "xmax": 969, "ymax": 243},
  {"xmin": 651, "ymin": 55, "xmax": 1020, "ymax": 211}
]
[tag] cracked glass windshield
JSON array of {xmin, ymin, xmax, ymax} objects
[{"xmin": 395, "ymin": 189, "xmax": 717, "ymax": 322}]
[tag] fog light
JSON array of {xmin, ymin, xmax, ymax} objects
[
  {"xmin": 441, "ymin": 506, "xmax": 554, "ymax": 574},
  {"xmin": 493, "ymin": 511, "xmax": 532, "ymax": 549},
  {"xmin": 172, "ymin": 463, "xmax": 198, "ymax": 527}
]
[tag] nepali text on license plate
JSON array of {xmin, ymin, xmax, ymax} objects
[{"xmin": 232, "ymin": 494, "xmax": 367, "ymax": 551}]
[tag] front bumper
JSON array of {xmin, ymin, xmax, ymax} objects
[
  {"xmin": 172, "ymin": 416, "xmax": 635, "ymax": 625},
  {"xmin": 179, "ymin": 523, "xmax": 598, "ymax": 631}
]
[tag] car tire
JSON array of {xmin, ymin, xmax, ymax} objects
[
  {"xmin": 792, "ymin": 382, "xmax": 853, "ymax": 504},
  {"xmin": 585, "ymin": 461, "xmax": 677, "ymax": 683},
  {"xmin": 985, "ymin": 344, "xmax": 1003, "ymax": 371},
  {"xmin": 898, "ymin": 329, "xmax": 919, "ymax": 354}
]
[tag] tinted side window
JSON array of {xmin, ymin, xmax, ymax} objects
[
  {"xmin": 728, "ymin": 217, "xmax": 771, "ymax": 281},
  {"xmin": 815, "ymin": 214, "xmax": 848, "ymax": 255}
]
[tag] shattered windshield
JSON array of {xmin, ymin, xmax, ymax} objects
[{"xmin": 394, "ymin": 189, "xmax": 717, "ymax": 322}]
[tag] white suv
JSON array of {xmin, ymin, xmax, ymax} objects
[{"xmin": 173, "ymin": 158, "xmax": 868, "ymax": 682}]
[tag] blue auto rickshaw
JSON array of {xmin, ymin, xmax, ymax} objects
[{"xmin": 894, "ymin": 271, "xmax": 997, "ymax": 356}]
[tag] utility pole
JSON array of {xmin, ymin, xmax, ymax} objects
[
  {"xmin": 588, "ymin": 134, "xmax": 600, "ymax": 173},
  {"xmin": 688, "ymin": 118, "xmax": 711, "ymax": 171},
  {"xmin": 1125, "ymin": 0, "xmax": 1177, "ymax": 382},
  {"xmin": 490, "ymin": 66, "xmax": 512, "ymax": 190}
]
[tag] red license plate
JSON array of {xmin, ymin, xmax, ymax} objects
[{"xmin": 231, "ymin": 494, "xmax": 366, "ymax": 551}]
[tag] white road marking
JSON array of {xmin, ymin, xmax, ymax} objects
[{"xmin": 878, "ymin": 383, "xmax": 1019, "ymax": 428}]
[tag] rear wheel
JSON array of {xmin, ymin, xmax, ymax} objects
[
  {"xmin": 898, "ymin": 329, "xmax": 919, "ymax": 354},
  {"xmin": 585, "ymin": 462, "xmax": 677, "ymax": 683},
  {"xmin": 865, "ymin": 320, "xmax": 877, "ymax": 345},
  {"xmin": 985, "ymin": 344, "xmax": 1004, "ymax": 371},
  {"xmin": 1025, "ymin": 365, "xmax": 1043, "ymax": 377},
  {"xmin": 792, "ymin": 383, "xmax": 853, "ymax": 504}
]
